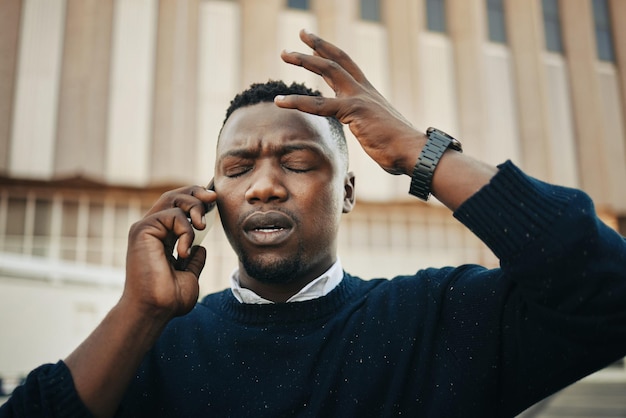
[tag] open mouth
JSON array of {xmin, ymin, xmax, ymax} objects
[
  {"xmin": 242, "ymin": 211, "xmax": 294, "ymax": 245},
  {"xmin": 254, "ymin": 225, "xmax": 285, "ymax": 232}
]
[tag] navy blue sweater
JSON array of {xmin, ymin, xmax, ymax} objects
[{"xmin": 3, "ymin": 161, "xmax": 626, "ymax": 417}]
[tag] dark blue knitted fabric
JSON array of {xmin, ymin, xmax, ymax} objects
[{"xmin": 3, "ymin": 161, "xmax": 626, "ymax": 418}]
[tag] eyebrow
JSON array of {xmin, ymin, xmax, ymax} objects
[{"xmin": 218, "ymin": 141, "xmax": 331, "ymax": 163}]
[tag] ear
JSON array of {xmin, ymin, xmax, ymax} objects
[{"xmin": 342, "ymin": 172, "xmax": 356, "ymax": 213}]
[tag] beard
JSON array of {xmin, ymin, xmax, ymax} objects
[{"xmin": 238, "ymin": 242, "xmax": 305, "ymax": 284}]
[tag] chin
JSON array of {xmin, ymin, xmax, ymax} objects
[{"xmin": 241, "ymin": 254, "xmax": 303, "ymax": 284}]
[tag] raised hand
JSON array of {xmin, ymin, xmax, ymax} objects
[
  {"xmin": 123, "ymin": 185, "xmax": 216, "ymax": 320},
  {"xmin": 275, "ymin": 29, "xmax": 424, "ymax": 176}
]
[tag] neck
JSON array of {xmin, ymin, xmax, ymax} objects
[{"xmin": 237, "ymin": 259, "xmax": 335, "ymax": 303}]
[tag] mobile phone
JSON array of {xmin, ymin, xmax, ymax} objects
[{"xmin": 190, "ymin": 179, "xmax": 216, "ymax": 247}]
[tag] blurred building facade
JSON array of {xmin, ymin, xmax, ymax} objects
[{"xmin": 0, "ymin": 0, "xmax": 625, "ymax": 399}]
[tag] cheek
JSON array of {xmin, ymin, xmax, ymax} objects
[
  {"xmin": 216, "ymin": 197, "xmax": 239, "ymax": 233},
  {"xmin": 299, "ymin": 183, "xmax": 343, "ymax": 230}
]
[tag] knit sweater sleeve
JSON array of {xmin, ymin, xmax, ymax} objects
[
  {"xmin": 453, "ymin": 161, "xmax": 626, "ymax": 414},
  {"xmin": 0, "ymin": 361, "xmax": 92, "ymax": 418}
]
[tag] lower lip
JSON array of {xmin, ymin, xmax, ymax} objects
[{"xmin": 245, "ymin": 228, "xmax": 293, "ymax": 246}]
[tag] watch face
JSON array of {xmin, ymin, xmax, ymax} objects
[
  {"xmin": 427, "ymin": 127, "xmax": 462, "ymax": 153},
  {"xmin": 449, "ymin": 138, "xmax": 463, "ymax": 152}
]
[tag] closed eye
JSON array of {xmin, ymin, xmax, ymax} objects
[
  {"xmin": 223, "ymin": 163, "xmax": 253, "ymax": 178},
  {"xmin": 282, "ymin": 164, "xmax": 311, "ymax": 173},
  {"xmin": 281, "ymin": 150, "xmax": 317, "ymax": 173}
]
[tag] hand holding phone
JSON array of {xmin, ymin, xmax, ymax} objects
[{"xmin": 175, "ymin": 180, "xmax": 216, "ymax": 269}]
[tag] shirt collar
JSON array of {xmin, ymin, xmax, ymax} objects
[{"xmin": 229, "ymin": 259, "xmax": 344, "ymax": 304}]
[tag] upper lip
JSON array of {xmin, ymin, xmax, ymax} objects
[{"xmin": 242, "ymin": 211, "xmax": 295, "ymax": 232}]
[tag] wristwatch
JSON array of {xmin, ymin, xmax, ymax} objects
[{"xmin": 408, "ymin": 127, "xmax": 463, "ymax": 201}]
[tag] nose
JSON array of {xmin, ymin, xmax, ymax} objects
[{"xmin": 244, "ymin": 161, "xmax": 288, "ymax": 204}]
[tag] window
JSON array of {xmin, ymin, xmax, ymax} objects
[
  {"xmin": 592, "ymin": 0, "xmax": 615, "ymax": 61},
  {"xmin": 426, "ymin": 0, "xmax": 446, "ymax": 33},
  {"xmin": 32, "ymin": 199, "xmax": 51, "ymax": 257},
  {"xmin": 287, "ymin": 0, "xmax": 309, "ymax": 10},
  {"xmin": 0, "ymin": 186, "xmax": 149, "ymax": 268},
  {"xmin": 4, "ymin": 197, "xmax": 26, "ymax": 254},
  {"xmin": 360, "ymin": 0, "xmax": 381, "ymax": 22},
  {"xmin": 542, "ymin": 0, "xmax": 564, "ymax": 53},
  {"xmin": 486, "ymin": 0, "xmax": 507, "ymax": 43}
]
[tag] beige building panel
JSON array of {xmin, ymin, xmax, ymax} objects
[
  {"xmin": 338, "ymin": 203, "xmax": 498, "ymax": 279},
  {"xmin": 543, "ymin": 55, "xmax": 579, "ymax": 188},
  {"xmin": 196, "ymin": 0, "xmax": 241, "ymax": 184},
  {"xmin": 609, "ymin": 0, "xmax": 626, "ymax": 133},
  {"xmin": 0, "ymin": 0, "xmax": 22, "ymax": 173},
  {"xmin": 447, "ymin": 0, "xmax": 489, "ymax": 158},
  {"xmin": 54, "ymin": 0, "xmax": 113, "ymax": 180},
  {"xmin": 278, "ymin": 10, "xmax": 319, "ymax": 89},
  {"xmin": 597, "ymin": 65, "xmax": 626, "ymax": 212},
  {"xmin": 240, "ymin": 0, "xmax": 282, "ymax": 87},
  {"xmin": 505, "ymin": 0, "xmax": 553, "ymax": 180},
  {"xmin": 483, "ymin": 45, "xmax": 522, "ymax": 167},
  {"xmin": 382, "ymin": 0, "xmax": 425, "ymax": 126},
  {"xmin": 105, "ymin": 0, "xmax": 157, "ymax": 186},
  {"xmin": 352, "ymin": 22, "xmax": 390, "ymax": 99},
  {"xmin": 10, "ymin": 0, "xmax": 66, "ymax": 179},
  {"xmin": 419, "ymin": 34, "xmax": 460, "ymax": 138},
  {"xmin": 0, "ymin": 275, "xmax": 121, "ymax": 377},
  {"xmin": 312, "ymin": 0, "xmax": 357, "ymax": 51},
  {"xmin": 150, "ymin": 0, "xmax": 200, "ymax": 185},
  {"xmin": 560, "ymin": 0, "xmax": 611, "ymax": 205}
]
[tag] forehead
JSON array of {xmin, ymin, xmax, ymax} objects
[{"xmin": 217, "ymin": 102, "xmax": 337, "ymax": 157}]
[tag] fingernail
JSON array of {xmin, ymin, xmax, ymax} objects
[
  {"xmin": 201, "ymin": 215, "xmax": 206, "ymax": 225},
  {"xmin": 187, "ymin": 248, "xmax": 191, "ymax": 256},
  {"xmin": 274, "ymin": 95, "xmax": 285, "ymax": 102}
]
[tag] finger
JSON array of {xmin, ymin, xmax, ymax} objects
[
  {"xmin": 280, "ymin": 50, "xmax": 344, "ymax": 92},
  {"xmin": 174, "ymin": 245, "xmax": 206, "ymax": 274},
  {"xmin": 146, "ymin": 186, "xmax": 216, "ymax": 230},
  {"xmin": 163, "ymin": 230, "xmax": 180, "ymax": 263},
  {"xmin": 298, "ymin": 29, "xmax": 370, "ymax": 86},
  {"xmin": 274, "ymin": 94, "xmax": 342, "ymax": 118},
  {"xmin": 140, "ymin": 207, "xmax": 196, "ymax": 259}
]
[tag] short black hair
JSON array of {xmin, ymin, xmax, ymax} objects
[{"xmin": 222, "ymin": 80, "xmax": 348, "ymax": 170}]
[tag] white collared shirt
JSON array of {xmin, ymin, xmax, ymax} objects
[{"xmin": 229, "ymin": 259, "xmax": 344, "ymax": 304}]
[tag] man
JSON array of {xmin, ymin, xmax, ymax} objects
[{"xmin": 2, "ymin": 30, "xmax": 626, "ymax": 417}]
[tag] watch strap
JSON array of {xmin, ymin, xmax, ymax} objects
[{"xmin": 409, "ymin": 128, "xmax": 461, "ymax": 201}]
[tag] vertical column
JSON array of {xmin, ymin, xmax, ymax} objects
[
  {"xmin": 0, "ymin": 0, "xmax": 22, "ymax": 173},
  {"xmin": 55, "ymin": 0, "xmax": 114, "ymax": 180},
  {"xmin": 239, "ymin": 0, "xmax": 283, "ymax": 88},
  {"xmin": 382, "ymin": 0, "xmax": 424, "ymax": 124},
  {"xmin": 106, "ymin": 0, "xmax": 157, "ymax": 186},
  {"xmin": 0, "ymin": 191, "xmax": 7, "ymax": 251},
  {"xmin": 609, "ymin": 0, "xmax": 626, "ymax": 141},
  {"xmin": 446, "ymin": 0, "xmax": 489, "ymax": 152},
  {"xmin": 559, "ymin": 0, "xmax": 610, "ymax": 204},
  {"xmin": 10, "ymin": 0, "xmax": 67, "ymax": 179},
  {"xmin": 278, "ymin": 8, "xmax": 317, "ymax": 88},
  {"xmin": 312, "ymin": 0, "xmax": 356, "ymax": 46},
  {"xmin": 48, "ymin": 194, "xmax": 63, "ymax": 260},
  {"xmin": 311, "ymin": 0, "xmax": 356, "ymax": 96},
  {"xmin": 504, "ymin": 0, "xmax": 552, "ymax": 179},
  {"xmin": 309, "ymin": 0, "xmax": 357, "ymax": 100},
  {"xmin": 150, "ymin": 0, "xmax": 200, "ymax": 185},
  {"xmin": 197, "ymin": 0, "xmax": 240, "ymax": 184}
]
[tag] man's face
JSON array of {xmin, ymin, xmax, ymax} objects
[{"xmin": 214, "ymin": 102, "xmax": 354, "ymax": 285}]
